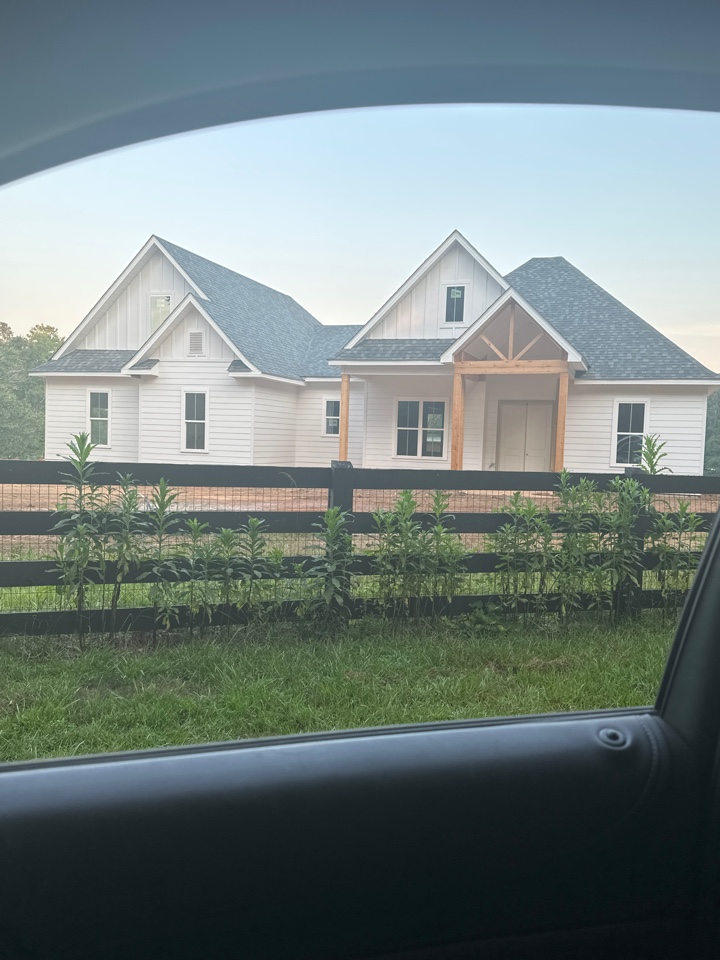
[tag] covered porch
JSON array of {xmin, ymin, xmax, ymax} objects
[
  {"xmin": 445, "ymin": 290, "xmax": 581, "ymax": 471},
  {"xmin": 334, "ymin": 291, "xmax": 583, "ymax": 471}
]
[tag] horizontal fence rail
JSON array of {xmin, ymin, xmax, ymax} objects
[{"xmin": 0, "ymin": 460, "xmax": 718, "ymax": 636}]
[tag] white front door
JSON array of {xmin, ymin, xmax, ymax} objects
[{"xmin": 497, "ymin": 402, "xmax": 553, "ymax": 471}]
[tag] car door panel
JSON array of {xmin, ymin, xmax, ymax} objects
[{"xmin": 0, "ymin": 711, "xmax": 701, "ymax": 960}]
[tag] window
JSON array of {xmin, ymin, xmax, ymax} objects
[
  {"xmin": 396, "ymin": 400, "xmax": 446, "ymax": 458},
  {"xmin": 324, "ymin": 399, "xmax": 340, "ymax": 436},
  {"xmin": 88, "ymin": 391, "xmax": 110, "ymax": 446},
  {"xmin": 150, "ymin": 294, "xmax": 172, "ymax": 331},
  {"xmin": 615, "ymin": 401, "xmax": 645, "ymax": 465},
  {"xmin": 187, "ymin": 331, "xmax": 205, "ymax": 356},
  {"xmin": 445, "ymin": 285, "xmax": 465, "ymax": 323},
  {"xmin": 183, "ymin": 391, "xmax": 207, "ymax": 451}
]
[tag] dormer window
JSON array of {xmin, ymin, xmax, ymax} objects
[
  {"xmin": 445, "ymin": 286, "xmax": 465, "ymax": 323},
  {"xmin": 187, "ymin": 331, "xmax": 205, "ymax": 356},
  {"xmin": 150, "ymin": 294, "xmax": 172, "ymax": 331}
]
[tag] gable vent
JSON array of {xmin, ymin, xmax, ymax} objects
[{"xmin": 188, "ymin": 332, "xmax": 205, "ymax": 356}]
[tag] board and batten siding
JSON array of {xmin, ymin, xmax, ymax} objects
[
  {"xmin": 564, "ymin": 385, "xmax": 709, "ymax": 475},
  {"xmin": 137, "ymin": 362, "xmax": 253, "ymax": 464},
  {"xmin": 362, "ymin": 375, "xmax": 484, "ymax": 470},
  {"xmin": 294, "ymin": 383, "xmax": 366, "ymax": 467},
  {"xmin": 78, "ymin": 251, "xmax": 195, "ymax": 352},
  {"xmin": 44, "ymin": 378, "xmax": 140, "ymax": 461},
  {"xmin": 155, "ymin": 309, "xmax": 235, "ymax": 362},
  {"xmin": 368, "ymin": 244, "xmax": 504, "ymax": 341}
]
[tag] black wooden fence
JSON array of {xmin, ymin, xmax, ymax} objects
[{"xmin": 0, "ymin": 459, "xmax": 718, "ymax": 636}]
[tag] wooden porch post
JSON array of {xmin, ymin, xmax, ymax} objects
[
  {"xmin": 339, "ymin": 373, "xmax": 350, "ymax": 461},
  {"xmin": 553, "ymin": 369, "xmax": 569, "ymax": 471},
  {"xmin": 451, "ymin": 370, "xmax": 465, "ymax": 470}
]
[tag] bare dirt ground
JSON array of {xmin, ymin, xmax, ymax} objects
[{"xmin": 0, "ymin": 484, "xmax": 717, "ymax": 514}]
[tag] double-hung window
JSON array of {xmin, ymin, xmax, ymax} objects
[
  {"xmin": 88, "ymin": 391, "xmax": 110, "ymax": 446},
  {"xmin": 324, "ymin": 399, "xmax": 340, "ymax": 436},
  {"xmin": 615, "ymin": 401, "xmax": 645, "ymax": 465},
  {"xmin": 183, "ymin": 391, "xmax": 207, "ymax": 451},
  {"xmin": 445, "ymin": 285, "xmax": 465, "ymax": 324},
  {"xmin": 396, "ymin": 400, "xmax": 446, "ymax": 458}
]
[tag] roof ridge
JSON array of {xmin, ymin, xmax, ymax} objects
[{"xmin": 155, "ymin": 236, "xmax": 302, "ymax": 305}]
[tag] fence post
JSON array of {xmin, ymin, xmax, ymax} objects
[
  {"xmin": 624, "ymin": 471, "xmax": 650, "ymax": 619},
  {"xmin": 328, "ymin": 461, "xmax": 355, "ymax": 514}
]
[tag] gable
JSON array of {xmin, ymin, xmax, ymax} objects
[
  {"xmin": 148, "ymin": 308, "xmax": 236, "ymax": 363},
  {"xmin": 58, "ymin": 239, "xmax": 202, "ymax": 357},
  {"xmin": 122, "ymin": 295, "xmax": 254, "ymax": 374},
  {"xmin": 346, "ymin": 232, "xmax": 508, "ymax": 348},
  {"xmin": 440, "ymin": 288, "xmax": 584, "ymax": 366}
]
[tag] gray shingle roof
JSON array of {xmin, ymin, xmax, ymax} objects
[
  {"xmin": 332, "ymin": 339, "xmax": 448, "ymax": 363},
  {"xmin": 227, "ymin": 359, "xmax": 251, "ymax": 373},
  {"xmin": 506, "ymin": 257, "xmax": 719, "ymax": 381},
  {"xmin": 129, "ymin": 358, "xmax": 158, "ymax": 371},
  {"xmin": 158, "ymin": 238, "xmax": 341, "ymax": 380},
  {"xmin": 33, "ymin": 349, "xmax": 136, "ymax": 374},
  {"xmin": 304, "ymin": 325, "xmax": 363, "ymax": 375}
]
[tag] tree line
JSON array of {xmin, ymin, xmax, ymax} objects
[{"xmin": 0, "ymin": 322, "xmax": 63, "ymax": 459}]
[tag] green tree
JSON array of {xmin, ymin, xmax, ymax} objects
[
  {"xmin": 0, "ymin": 324, "xmax": 63, "ymax": 459},
  {"xmin": 705, "ymin": 391, "xmax": 720, "ymax": 475}
]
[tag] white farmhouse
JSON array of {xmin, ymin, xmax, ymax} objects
[{"xmin": 33, "ymin": 232, "xmax": 719, "ymax": 473}]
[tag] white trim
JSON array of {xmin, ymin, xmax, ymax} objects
[
  {"xmin": 322, "ymin": 395, "xmax": 341, "ymax": 438},
  {"xmin": 249, "ymin": 384, "xmax": 256, "ymax": 463},
  {"xmin": 575, "ymin": 379, "xmax": 719, "ymax": 386},
  {"xmin": 55, "ymin": 236, "xmax": 205, "ymax": 359},
  {"xmin": 700, "ymin": 391, "xmax": 709, "ymax": 472},
  {"xmin": 439, "ymin": 288, "xmax": 584, "ymax": 365},
  {"xmin": 328, "ymin": 360, "xmax": 444, "ymax": 367},
  {"xmin": 304, "ymin": 377, "xmax": 342, "ymax": 383},
  {"xmin": 121, "ymin": 294, "xmax": 257, "ymax": 374},
  {"xmin": 181, "ymin": 388, "xmax": 210, "ymax": 454},
  {"xmin": 186, "ymin": 329, "xmax": 206, "ymax": 358},
  {"xmin": 152, "ymin": 238, "xmax": 207, "ymax": 299},
  {"xmin": 443, "ymin": 282, "xmax": 470, "ymax": 327},
  {"xmin": 229, "ymin": 372, "xmax": 305, "ymax": 386},
  {"xmin": 86, "ymin": 387, "xmax": 111, "ymax": 449},
  {"xmin": 392, "ymin": 397, "xmax": 449, "ymax": 462},
  {"xmin": 149, "ymin": 291, "xmax": 174, "ymax": 332},
  {"xmin": 344, "ymin": 230, "xmax": 509, "ymax": 349},
  {"xmin": 29, "ymin": 371, "xmax": 129, "ymax": 378},
  {"xmin": 610, "ymin": 397, "xmax": 649, "ymax": 469}
]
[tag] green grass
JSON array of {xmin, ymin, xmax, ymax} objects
[{"xmin": 0, "ymin": 615, "xmax": 676, "ymax": 762}]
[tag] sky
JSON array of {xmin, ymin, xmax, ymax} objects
[{"xmin": 1, "ymin": 103, "xmax": 719, "ymax": 368}]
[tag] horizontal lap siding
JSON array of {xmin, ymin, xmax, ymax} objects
[
  {"xmin": 565, "ymin": 385, "xmax": 708, "ymax": 474},
  {"xmin": 364, "ymin": 375, "xmax": 456, "ymax": 470},
  {"xmin": 294, "ymin": 383, "xmax": 365, "ymax": 467},
  {"xmin": 44, "ymin": 379, "xmax": 139, "ymax": 461},
  {"xmin": 138, "ymin": 362, "xmax": 252, "ymax": 464},
  {"xmin": 252, "ymin": 382, "xmax": 298, "ymax": 466}
]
